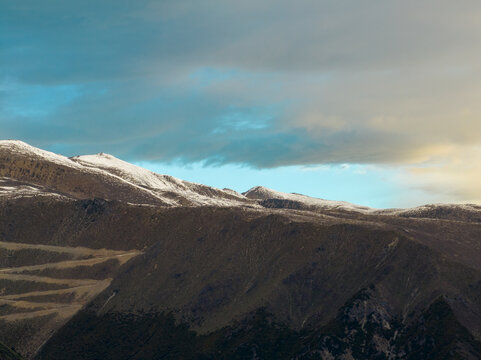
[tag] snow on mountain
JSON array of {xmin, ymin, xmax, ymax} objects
[
  {"xmin": 378, "ymin": 203, "xmax": 481, "ymax": 218},
  {"xmin": 243, "ymin": 186, "xmax": 481, "ymax": 216},
  {"xmin": 0, "ymin": 140, "xmax": 250, "ymax": 207},
  {"xmin": 0, "ymin": 177, "xmax": 70, "ymax": 200},
  {"xmin": 70, "ymin": 153, "xmax": 249, "ymax": 207},
  {"xmin": 0, "ymin": 140, "xmax": 82, "ymax": 169},
  {"xmin": 243, "ymin": 186, "xmax": 374, "ymax": 212},
  {"xmin": 72, "ymin": 153, "xmax": 179, "ymax": 190}
]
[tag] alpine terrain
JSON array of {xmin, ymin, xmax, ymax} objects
[{"xmin": 0, "ymin": 140, "xmax": 480, "ymax": 360}]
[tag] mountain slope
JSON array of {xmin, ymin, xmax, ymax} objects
[{"xmin": 0, "ymin": 141, "xmax": 480, "ymax": 359}]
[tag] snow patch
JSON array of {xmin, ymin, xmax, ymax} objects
[
  {"xmin": 0, "ymin": 140, "xmax": 81, "ymax": 169},
  {"xmin": 243, "ymin": 186, "xmax": 374, "ymax": 213},
  {"xmin": 0, "ymin": 177, "xmax": 70, "ymax": 200},
  {"xmin": 70, "ymin": 153, "xmax": 250, "ymax": 207}
]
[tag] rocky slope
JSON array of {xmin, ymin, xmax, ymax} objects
[{"xmin": 0, "ymin": 141, "xmax": 480, "ymax": 359}]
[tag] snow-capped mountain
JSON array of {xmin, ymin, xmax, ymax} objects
[
  {"xmin": 0, "ymin": 140, "xmax": 376, "ymax": 211},
  {"xmin": 0, "ymin": 140, "xmax": 252, "ymax": 207},
  {"xmin": 1, "ymin": 140, "xmax": 480, "ymax": 219}
]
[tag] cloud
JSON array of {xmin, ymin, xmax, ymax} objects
[
  {"xmin": 1, "ymin": 0, "xmax": 481, "ymax": 202},
  {"xmin": 398, "ymin": 145, "xmax": 481, "ymax": 204}
]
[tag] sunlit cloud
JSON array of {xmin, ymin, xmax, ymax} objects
[{"xmin": 398, "ymin": 145, "xmax": 481, "ymax": 204}]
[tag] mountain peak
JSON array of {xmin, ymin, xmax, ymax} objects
[
  {"xmin": 243, "ymin": 186, "xmax": 286, "ymax": 200},
  {"xmin": 0, "ymin": 139, "xmax": 81, "ymax": 168},
  {"xmin": 0, "ymin": 140, "xmax": 251, "ymax": 207}
]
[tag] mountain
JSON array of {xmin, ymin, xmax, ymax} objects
[
  {"xmin": 0, "ymin": 140, "xmax": 251, "ymax": 207},
  {"xmin": 243, "ymin": 186, "xmax": 373, "ymax": 212},
  {"xmin": 0, "ymin": 140, "xmax": 480, "ymax": 359}
]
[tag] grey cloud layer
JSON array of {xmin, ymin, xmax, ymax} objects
[{"xmin": 2, "ymin": 0, "xmax": 481, "ymax": 169}]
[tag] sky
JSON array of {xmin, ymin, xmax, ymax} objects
[{"xmin": 1, "ymin": 1, "xmax": 481, "ymax": 208}]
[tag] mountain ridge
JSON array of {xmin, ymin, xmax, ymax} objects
[{"xmin": 2, "ymin": 140, "xmax": 480, "ymax": 214}]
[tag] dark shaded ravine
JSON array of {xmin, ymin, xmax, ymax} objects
[{"xmin": 36, "ymin": 288, "xmax": 481, "ymax": 360}]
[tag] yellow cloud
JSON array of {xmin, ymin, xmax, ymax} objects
[{"xmin": 399, "ymin": 145, "xmax": 481, "ymax": 204}]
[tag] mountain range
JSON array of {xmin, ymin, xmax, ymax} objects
[{"xmin": 0, "ymin": 140, "xmax": 480, "ymax": 359}]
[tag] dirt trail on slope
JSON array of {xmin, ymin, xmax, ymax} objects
[
  {"xmin": 0, "ymin": 241, "xmax": 141, "ymax": 358},
  {"xmin": 0, "ymin": 251, "xmax": 139, "ymax": 273},
  {"xmin": 0, "ymin": 240, "xmax": 130, "ymax": 257}
]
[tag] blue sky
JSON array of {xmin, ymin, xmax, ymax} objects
[
  {"xmin": 2, "ymin": 1, "xmax": 481, "ymax": 207},
  {"xmin": 137, "ymin": 161, "xmax": 402, "ymax": 209}
]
